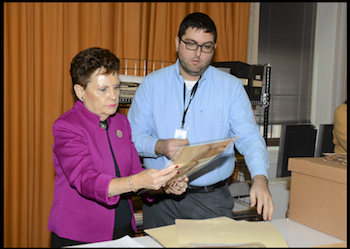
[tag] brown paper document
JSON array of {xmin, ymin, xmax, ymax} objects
[
  {"xmin": 144, "ymin": 224, "xmax": 179, "ymax": 247},
  {"xmin": 145, "ymin": 217, "xmax": 289, "ymax": 248},
  {"xmin": 165, "ymin": 137, "xmax": 238, "ymax": 184},
  {"xmin": 138, "ymin": 137, "xmax": 237, "ymax": 194}
]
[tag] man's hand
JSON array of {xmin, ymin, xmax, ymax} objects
[
  {"xmin": 249, "ymin": 175, "xmax": 274, "ymax": 221},
  {"xmin": 155, "ymin": 138, "xmax": 189, "ymax": 159}
]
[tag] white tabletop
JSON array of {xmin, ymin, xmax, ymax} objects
[
  {"xmin": 133, "ymin": 236, "xmax": 163, "ymax": 247},
  {"xmin": 268, "ymin": 218, "xmax": 345, "ymax": 247}
]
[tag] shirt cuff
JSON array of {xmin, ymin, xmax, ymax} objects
[{"xmin": 144, "ymin": 136, "xmax": 159, "ymax": 158}]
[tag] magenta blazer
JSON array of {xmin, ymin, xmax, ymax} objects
[{"xmin": 47, "ymin": 101, "xmax": 149, "ymax": 243}]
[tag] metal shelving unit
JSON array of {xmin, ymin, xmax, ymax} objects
[{"xmin": 118, "ymin": 59, "xmax": 173, "ymax": 111}]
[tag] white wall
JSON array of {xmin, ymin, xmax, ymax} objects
[
  {"xmin": 311, "ymin": 3, "xmax": 347, "ymax": 135},
  {"xmin": 267, "ymin": 146, "xmax": 279, "ymax": 179}
]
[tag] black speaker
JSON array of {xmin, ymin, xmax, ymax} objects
[{"xmin": 276, "ymin": 124, "xmax": 317, "ymax": 177}]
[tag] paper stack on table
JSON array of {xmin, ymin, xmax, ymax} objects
[{"xmin": 144, "ymin": 216, "xmax": 289, "ymax": 247}]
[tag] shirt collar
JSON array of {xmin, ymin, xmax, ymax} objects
[{"xmin": 74, "ymin": 100, "xmax": 111, "ymax": 128}]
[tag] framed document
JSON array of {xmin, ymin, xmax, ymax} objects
[
  {"xmin": 165, "ymin": 137, "xmax": 238, "ymax": 184},
  {"xmin": 137, "ymin": 137, "xmax": 238, "ymax": 194}
]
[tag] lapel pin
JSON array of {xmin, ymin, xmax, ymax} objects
[{"xmin": 116, "ymin": 130, "xmax": 123, "ymax": 138}]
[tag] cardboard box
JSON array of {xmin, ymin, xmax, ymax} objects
[{"xmin": 288, "ymin": 157, "xmax": 347, "ymax": 241}]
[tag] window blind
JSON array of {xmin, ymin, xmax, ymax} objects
[{"xmin": 258, "ymin": 2, "xmax": 317, "ymax": 125}]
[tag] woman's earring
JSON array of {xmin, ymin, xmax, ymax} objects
[{"xmin": 81, "ymin": 97, "xmax": 84, "ymax": 103}]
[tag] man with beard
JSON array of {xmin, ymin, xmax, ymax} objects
[{"xmin": 127, "ymin": 12, "xmax": 274, "ymax": 229}]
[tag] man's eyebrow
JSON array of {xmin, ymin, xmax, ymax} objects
[{"xmin": 184, "ymin": 38, "xmax": 214, "ymax": 45}]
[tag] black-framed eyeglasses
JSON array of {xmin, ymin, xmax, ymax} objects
[{"xmin": 179, "ymin": 38, "xmax": 215, "ymax": 53}]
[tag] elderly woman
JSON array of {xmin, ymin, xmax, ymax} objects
[{"xmin": 47, "ymin": 47, "xmax": 188, "ymax": 247}]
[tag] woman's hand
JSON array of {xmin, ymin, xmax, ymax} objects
[
  {"xmin": 164, "ymin": 175, "xmax": 189, "ymax": 195},
  {"xmin": 131, "ymin": 165, "xmax": 180, "ymax": 192},
  {"xmin": 108, "ymin": 165, "xmax": 187, "ymax": 197}
]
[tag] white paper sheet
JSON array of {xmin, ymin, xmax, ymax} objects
[{"xmin": 64, "ymin": 235, "xmax": 145, "ymax": 248}]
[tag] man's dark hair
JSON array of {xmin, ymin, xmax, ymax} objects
[
  {"xmin": 70, "ymin": 47, "xmax": 120, "ymax": 99},
  {"xmin": 178, "ymin": 12, "xmax": 217, "ymax": 43}
]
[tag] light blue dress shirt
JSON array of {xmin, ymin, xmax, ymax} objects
[{"xmin": 127, "ymin": 59, "xmax": 269, "ymax": 186}]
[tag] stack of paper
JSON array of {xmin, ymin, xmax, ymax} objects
[
  {"xmin": 119, "ymin": 82, "xmax": 139, "ymax": 98},
  {"xmin": 144, "ymin": 217, "xmax": 288, "ymax": 247}
]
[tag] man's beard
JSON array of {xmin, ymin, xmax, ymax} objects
[{"xmin": 178, "ymin": 55, "xmax": 212, "ymax": 77}]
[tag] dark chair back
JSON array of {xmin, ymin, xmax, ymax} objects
[{"xmin": 315, "ymin": 124, "xmax": 335, "ymax": 157}]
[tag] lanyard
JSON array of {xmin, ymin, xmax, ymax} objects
[{"xmin": 181, "ymin": 78, "xmax": 200, "ymax": 129}]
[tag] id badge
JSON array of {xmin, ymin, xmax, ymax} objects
[{"xmin": 174, "ymin": 128, "xmax": 187, "ymax": 139}]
